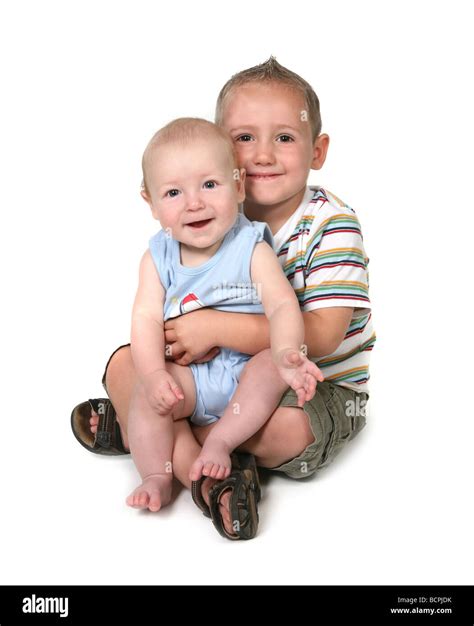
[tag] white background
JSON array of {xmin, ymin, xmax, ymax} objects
[{"xmin": 0, "ymin": 0, "xmax": 472, "ymax": 585}]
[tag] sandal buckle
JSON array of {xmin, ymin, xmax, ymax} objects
[{"xmin": 96, "ymin": 431, "xmax": 111, "ymax": 447}]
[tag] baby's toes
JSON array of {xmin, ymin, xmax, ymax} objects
[
  {"xmin": 214, "ymin": 465, "xmax": 228, "ymax": 480},
  {"xmin": 126, "ymin": 492, "xmax": 138, "ymax": 508},
  {"xmin": 208, "ymin": 464, "xmax": 220, "ymax": 479},
  {"xmin": 126, "ymin": 488, "xmax": 149, "ymax": 509},
  {"xmin": 202, "ymin": 461, "xmax": 214, "ymax": 477},
  {"xmin": 189, "ymin": 458, "xmax": 204, "ymax": 482},
  {"xmin": 137, "ymin": 491, "xmax": 150, "ymax": 508},
  {"xmin": 148, "ymin": 491, "xmax": 162, "ymax": 512}
]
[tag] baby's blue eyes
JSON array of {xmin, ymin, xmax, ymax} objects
[{"xmin": 165, "ymin": 181, "xmax": 216, "ymax": 198}]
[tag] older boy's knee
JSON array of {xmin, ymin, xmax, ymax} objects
[
  {"xmin": 105, "ymin": 345, "xmax": 133, "ymax": 390},
  {"xmin": 245, "ymin": 406, "xmax": 315, "ymax": 467}
]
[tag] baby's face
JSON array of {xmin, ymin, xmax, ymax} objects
[
  {"xmin": 221, "ymin": 82, "xmax": 316, "ymax": 208},
  {"xmin": 145, "ymin": 138, "xmax": 244, "ymax": 251}
]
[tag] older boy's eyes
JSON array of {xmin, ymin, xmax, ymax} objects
[
  {"xmin": 276, "ymin": 134, "xmax": 294, "ymax": 142},
  {"xmin": 235, "ymin": 134, "xmax": 253, "ymax": 142}
]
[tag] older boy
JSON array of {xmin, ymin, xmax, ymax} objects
[{"xmin": 75, "ymin": 57, "xmax": 375, "ymax": 538}]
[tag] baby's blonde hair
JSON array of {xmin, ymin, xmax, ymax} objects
[
  {"xmin": 215, "ymin": 56, "xmax": 322, "ymax": 141},
  {"xmin": 141, "ymin": 117, "xmax": 237, "ymax": 196}
]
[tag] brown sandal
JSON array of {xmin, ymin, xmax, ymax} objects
[
  {"xmin": 71, "ymin": 398, "xmax": 129, "ymax": 455},
  {"xmin": 191, "ymin": 452, "xmax": 261, "ymax": 540}
]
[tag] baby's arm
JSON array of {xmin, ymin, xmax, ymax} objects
[
  {"xmin": 131, "ymin": 251, "xmax": 184, "ymax": 412},
  {"xmin": 250, "ymin": 241, "xmax": 324, "ymax": 404}
]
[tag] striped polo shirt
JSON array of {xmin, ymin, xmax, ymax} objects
[{"xmin": 273, "ymin": 186, "xmax": 375, "ymax": 393}]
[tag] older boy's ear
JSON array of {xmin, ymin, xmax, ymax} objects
[
  {"xmin": 311, "ymin": 134, "xmax": 330, "ymax": 170},
  {"xmin": 235, "ymin": 168, "xmax": 246, "ymax": 202}
]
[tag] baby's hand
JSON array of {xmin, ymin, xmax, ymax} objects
[
  {"xmin": 275, "ymin": 349, "xmax": 324, "ymax": 407},
  {"xmin": 142, "ymin": 369, "xmax": 184, "ymax": 415}
]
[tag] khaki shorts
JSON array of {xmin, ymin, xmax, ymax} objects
[
  {"xmin": 271, "ymin": 381, "xmax": 367, "ymax": 479},
  {"xmin": 102, "ymin": 344, "xmax": 368, "ymax": 479}
]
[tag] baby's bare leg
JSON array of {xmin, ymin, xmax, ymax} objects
[
  {"xmin": 189, "ymin": 349, "xmax": 288, "ymax": 481},
  {"xmin": 127, "ymin": 362, "xmax": 196, "ymax": 512}
]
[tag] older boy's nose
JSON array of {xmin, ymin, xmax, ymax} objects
[{"xmin": 254, "ymin": 141, "xmax": 276, "ymax": 165}]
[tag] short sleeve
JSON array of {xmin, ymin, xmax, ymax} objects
[
  {"xmin": 249, "ymin": 219, "xmax": 274, "ymax": 249},
  {"xmin": 303, "ymin": 210, "xmax": 371, "ymax": 314}
]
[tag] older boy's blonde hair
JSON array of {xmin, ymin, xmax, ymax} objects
[
  {"xmin": 141, "ymin": 117, "xmax": 238, "ymax": 196},
  {"xmin": 215, "ymin": 56, "xmax": 322, "ymax": 141}
]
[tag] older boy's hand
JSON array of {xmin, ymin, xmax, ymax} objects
[
  {"xmin": 275, "ymin": 349, "xmax": 324, "ymax": 407},
  {"xmin": 142, "ymin": 369, "xmax": 184, "ymax": 415},
  {"xmin": 164, "ymin": 309, "xmax": 219, "ymax": 365}
]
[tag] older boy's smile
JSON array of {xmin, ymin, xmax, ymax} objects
[{"xmin": 247, "ymin": 173, "xmax": 283, "ymax": 181}]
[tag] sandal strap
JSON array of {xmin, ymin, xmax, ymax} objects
[
  {"xmin": 191, "ymin": 477, "xmax": 211, "ymax": 518},
  {"xmin": 191, "ymin": 453, "xmax": 261, "ymax": 540},
  {"xmin": 88, "ymin": 399, "xmax": 124, "ymax": 452},
  {"xmin": 208, "ymin": 467, "xmax": 260, "ymax": 541}
]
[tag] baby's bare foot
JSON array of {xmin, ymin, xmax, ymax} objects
[
  {"xmin": 189, "ymin": 439, "xmax": 232, "ymax": 481},
  {"xmin": 201, "ymin": 477, "xmax": 235, "ymax": 536},
  {"xmin": 126, "ymin": 474, "xmax": 172, "ymax": 512}
]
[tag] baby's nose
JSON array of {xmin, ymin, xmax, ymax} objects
[{"xmin": 187, "ymin": 197, "xmax": 205, "ymax": 210}]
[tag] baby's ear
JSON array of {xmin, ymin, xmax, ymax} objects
[
  {"xmin": 141, "ymin": 189, "xmax": 159, "ymax": 219},
  {"xmin": 140, "ymin": 189, "xmax": 151, "ymax": 205}
]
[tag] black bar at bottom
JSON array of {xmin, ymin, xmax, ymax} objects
[{"xmin": 0, "ymin": 585, "xmax": 472, "ymax": 625}]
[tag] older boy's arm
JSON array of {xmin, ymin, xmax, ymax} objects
[
  {"xmin": 303, "ymin": 307, "xmax": 354, "ymax": 356},
  {"xmin": 163, "ymin": 293, "xmax": 353, "ymax": 361},
  {"xmin": 207, "ymin": 308, "xmax": 353, "ymax": 358}
]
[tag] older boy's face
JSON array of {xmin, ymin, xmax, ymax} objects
[{"xmin": 221, "ymin": 83, "xmax": 315, "ymax": 208}]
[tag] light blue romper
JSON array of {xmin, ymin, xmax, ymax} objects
[{"xmin": 149, "ymin": 213, "xmax": 274, "ymax": 426}]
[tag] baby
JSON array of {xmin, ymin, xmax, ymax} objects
[{"xmin": 127, "ymin": 117, "xmax": 323, "ymax": 511}]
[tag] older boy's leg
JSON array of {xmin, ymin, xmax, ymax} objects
[{"xmin": 253, "ymin": 382, "xmax": 368, "ymax": 479}]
